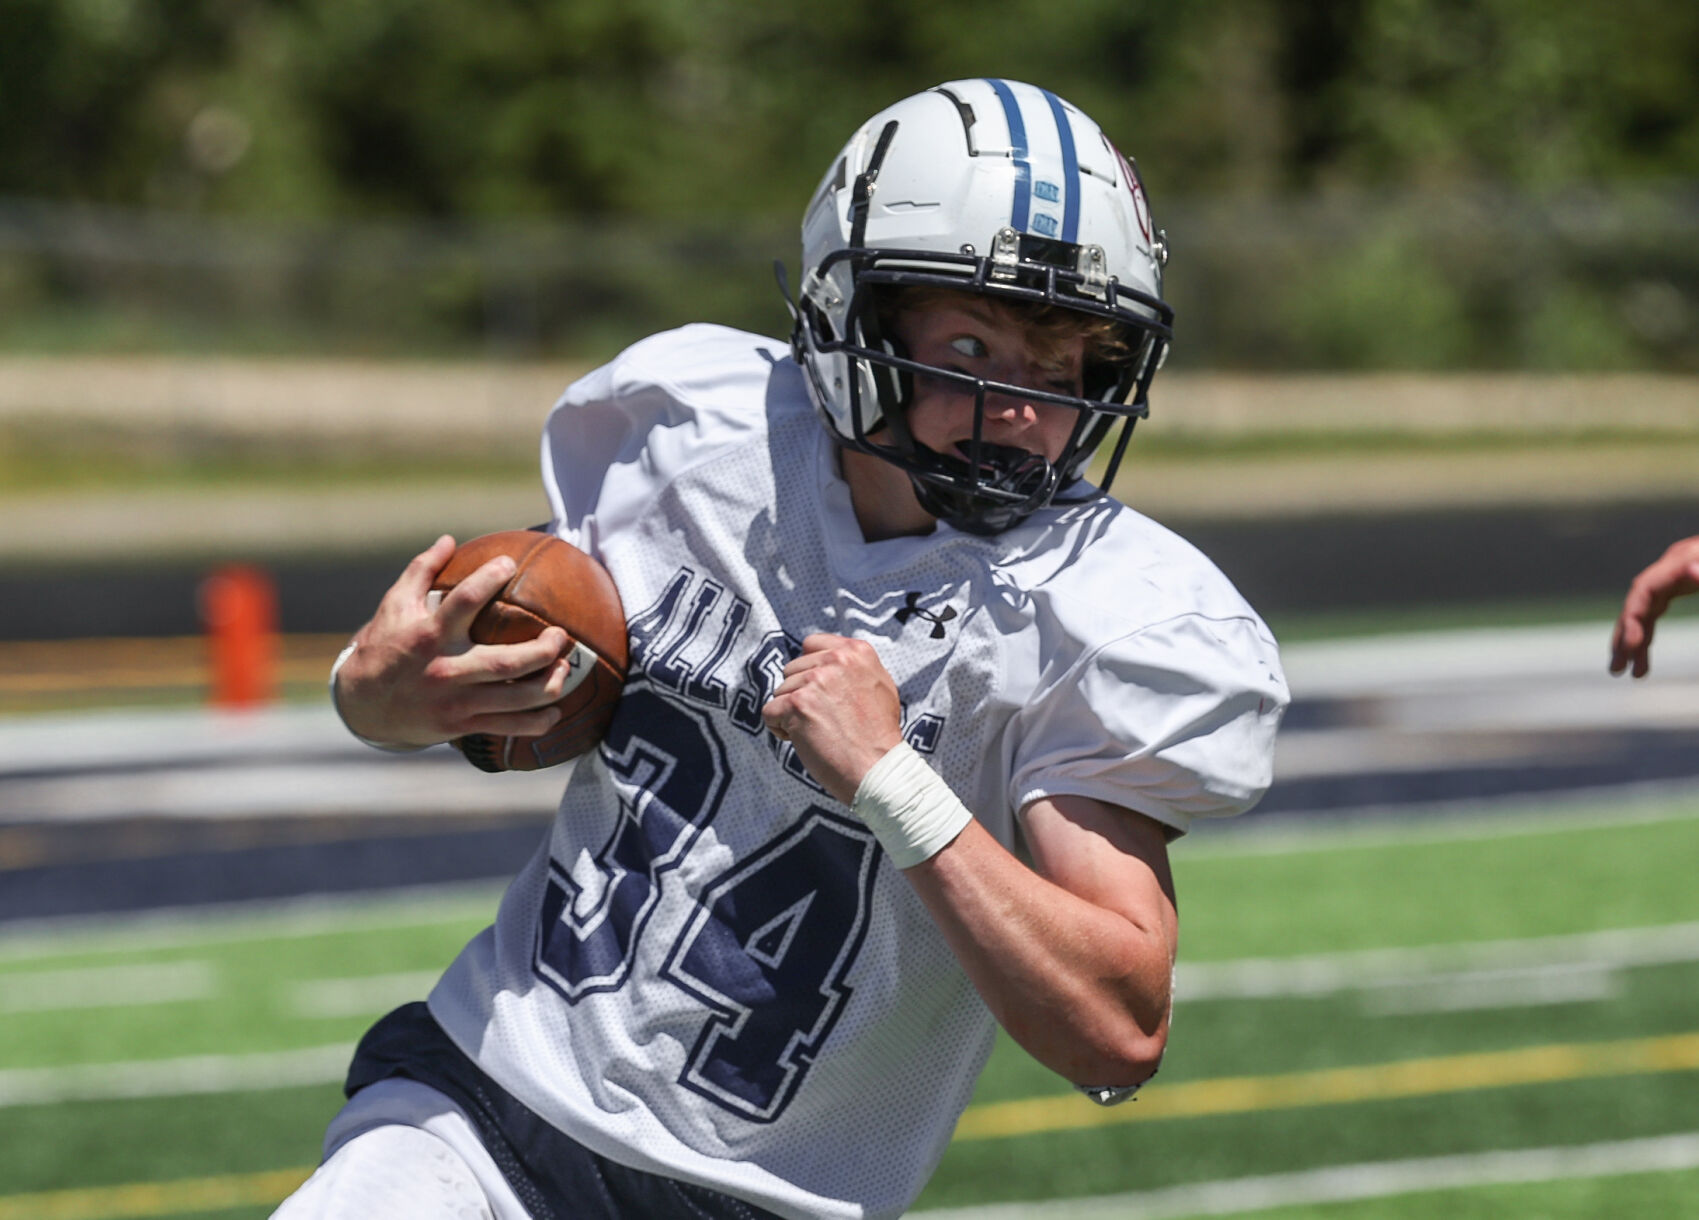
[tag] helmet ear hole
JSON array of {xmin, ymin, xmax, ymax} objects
[
  {"xmin": 873, "ymin": 330, "xmax": 912, "ymax": 411},
  {"xmin": 857, "ymin": 293, "xmax": 912, "ymax": 414},
  {"xmin": 1082, "ymin": 361, "xmax": 1118, "ymax": 403},
  {"xmin": 1083, "ymin": 358, "xmax": 1138, "ymax": 405}
]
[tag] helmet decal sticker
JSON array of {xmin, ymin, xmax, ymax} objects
[{"xmin": 1104, "ymin": 135, "xmax": 1154, "ymax": 248}]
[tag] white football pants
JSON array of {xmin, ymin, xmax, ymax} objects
[{"xmin": 271, "ymin": 1077, "xmax": 533, "ymax": 1220}]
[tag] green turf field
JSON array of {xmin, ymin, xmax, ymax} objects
[{"xmin": 3, "ymin": 793, "xmax": 1697, "ymax": 1220}]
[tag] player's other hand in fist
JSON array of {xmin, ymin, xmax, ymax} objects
[
  {"xmin": 762, "ymin": 633, "xmax": 904, "ymax": 805},
  {"xmin": 1610, "ymin": 534, "xmax": 1699, "ymax": 679},
  {"xmin": 334, "ymin": 535, "xmax": 574, "ymax": 747}
]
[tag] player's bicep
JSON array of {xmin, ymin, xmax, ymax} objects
[{"xmin": 1019, "ymin": 794, "xmax": 1178, "ymax": 950}]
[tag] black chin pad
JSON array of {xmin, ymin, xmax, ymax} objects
[{"xmin": 903, "ymin": 441, "xmax": 1064, "ymax": 534}]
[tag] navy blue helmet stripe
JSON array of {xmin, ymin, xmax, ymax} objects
[
  {"xmin": 1040, "ymin": 88, "xmax": 1082, "ymax": 244},
  {"xmin": 984, "ymin": 78, "xmax": 1031, "ymax": 232}
]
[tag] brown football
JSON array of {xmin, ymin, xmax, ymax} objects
[{"xmin": 431, "ymin": 530, "xmax": 628, "ymax": 772}]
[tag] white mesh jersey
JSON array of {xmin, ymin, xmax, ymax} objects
[{"xmin": 428, "ymin": 324, "xmax": 1288, "ymax": 1219}]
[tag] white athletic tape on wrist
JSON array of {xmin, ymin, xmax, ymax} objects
[{"xmin": 851, "ymin": 742, "xmax": 972, "ymax": 868}]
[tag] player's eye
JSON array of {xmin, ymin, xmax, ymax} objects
[{"xmin": 948, "ymin": 335, "xmax": 989, "ymax": 359}]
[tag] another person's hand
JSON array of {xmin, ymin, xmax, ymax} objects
[
  {"xmin": 762, "ymin": 633, "xmax": 904, "ymax": 804},
  {"xmin": 335, "ymin": 535, "xmax": 575, "ymax": 746},
  {"xmin": 1610, "ymin": 535, "xmax": 1699, "ymax": 678}
]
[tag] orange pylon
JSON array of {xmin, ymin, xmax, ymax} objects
[{"xmin": 200, "ymin": 564, "xmax": 279, "ymax": 707}]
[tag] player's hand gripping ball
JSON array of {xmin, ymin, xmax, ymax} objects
[{"xmin": 431, "ymin": 530, "xmax": 628, "ymax": 772}]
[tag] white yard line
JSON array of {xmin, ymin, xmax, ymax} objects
[
  {"xmin": 1181, "ymin": 779, "xmax": 1699, "ymax": 858},
  {"xmin": 0, "ymin": 960, "xmax": 215, "ymax": 1013},
  {"xmin": 0, "ymin": 881, "xmax": 504, "ymax": 963},
  {"xmin": 0, "ymin": 1043, "xmax": 352, "ymax": 1107},
  {"xmin": 1176, "ymin": 921, "xmax": 1699, "ymax": 1006},
  {"xmin": 3, "ymin": 923, "xmax": 1693, "ymax": 1105},
  {"xmin": 288, "ymin": 970, "xmax": 441, "ymax": 1019},
  {"xmin": 1356, "ymin": 962, "xmax": 1621, "ymax": 1015},
  {"xmin": 916, "ymin": 1131, "xmax": 1699, "ymax": 1218}
]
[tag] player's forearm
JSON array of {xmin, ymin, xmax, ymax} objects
[
  {"xmin": 330, "ymin": 637, "xmax": 436, "ymax": 750},
  {"xmin": 903, "ymin": 820, "xmax": 1172, "ymax": 1087}
]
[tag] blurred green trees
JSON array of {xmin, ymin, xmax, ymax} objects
[{"xmin": 2, "ymin": 0, "xmax": 1696, "ymax": 366}]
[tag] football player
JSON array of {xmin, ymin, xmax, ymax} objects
[
  {"xmin": 1610, "ymin": 534, "xmax": 1699, "ymax": 678},
  {"xmin": 279, "ymin": 78, "xmax": 1288, "ymax": 1220}
]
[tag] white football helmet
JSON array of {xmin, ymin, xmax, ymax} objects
[{"xmin": 787, "ymin": 78, "xmax": 1172, "ymax": 534}]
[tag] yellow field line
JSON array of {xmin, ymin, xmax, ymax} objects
[
  {"xmin": 7, "ymin": 1031, "xmax": 1699, "ymax": 1218},
  {"xmin": 0, "ymin": 1167, "xmax": 310, "ymax": 1220},
  {"xmin": 954, "ymin": 1029, "xmax": 1699, "ymax": 1140}
]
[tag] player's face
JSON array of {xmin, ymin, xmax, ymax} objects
[{"xmin": 893, "ymin": 300, "xmax": 1085, "ymax": 466}]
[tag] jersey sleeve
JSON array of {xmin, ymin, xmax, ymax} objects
[
  {"xmin": 539, "ymin": 325, "xmax": 783, "ymax": 553},
  {"xmin": 1007, "ymin": 612, "xmax": 1288, "ymax": 837}
]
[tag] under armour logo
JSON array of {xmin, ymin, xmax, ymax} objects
[{"xmin": 894, "ymin": 592, "xmax": 957, "ymax": 640}]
